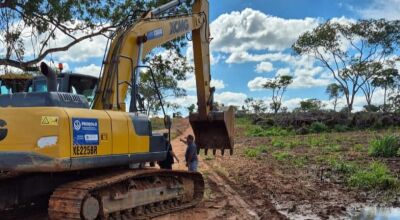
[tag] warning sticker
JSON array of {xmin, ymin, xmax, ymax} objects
[
  {"xmin": 41, "ymin": 116, "xmax": 59, "ymax": 126},
  {"xmin": 72, "ymin": 118, "xmax": 99, "ymax": 146}
]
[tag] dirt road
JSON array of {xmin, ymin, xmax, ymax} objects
[{"xmin": 154, "ymin": 126, "xmax": 284, "ymax": 220}]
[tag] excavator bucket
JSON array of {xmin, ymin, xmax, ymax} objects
[{"xmin": 189, "ymin": 106, "xmax": 235, "ymax": 155}]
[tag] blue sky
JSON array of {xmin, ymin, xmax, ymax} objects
[
  {"xmin": 6, "ymin": 0, "xmax": 397, "ymax": 114},
  {"xmin": 171, "ymin": 0, "xmax": 399, "ymax": 112}
]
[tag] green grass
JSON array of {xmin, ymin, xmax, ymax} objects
[
  {"xmin": 246, "ymin": 126, "xmax": 291, "ymax": 137},
  {"xmin": 244, "ymin": 145, "xmax": 268, "ymax": 158},
  {"xmin": 348, "ymin": 162, "xmax": 397, "ymax": 190},
  {"xmin": 236, "ymin": 117, "xmax": 253, "ymax": 128},
  {"xmin": 352, "ymin": 144, "xmax": 366, "ymax": 152},
  {"xmin": 368, "ymin": 135, "xmax": 400, "ymax": 157},
  {"xmin": 271, "ymin": 139, "xmax": 287, "ymax": 148},
  {"xmin": 308, "ymin": 136, "xmax": 327, "ymax": 148},
  {"xmin": 327, "ymin": 157, "xmax": 358, "ymax": 174},
  {"xmin": 272, "ymin": 151, "xmax": 291, "ymax": 162},
  {"xmin": 292, "ymin": 156, "xmax": 309, "ymax": 167},
  {"xmin": 324, "ymin": 144, "xmax": 342, "ymax": 153},
  {"xmin": 324, "ymin": 157, "xmax": 398, "ymax": 190}
]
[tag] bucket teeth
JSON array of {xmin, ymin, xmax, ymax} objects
[
  {"xmin": 204, "ymin": 148, "xmax": 208, "ymax": 155},
  {"xmin": 212, "ymin": 149, "xmax": 217, "ymax": 155}
]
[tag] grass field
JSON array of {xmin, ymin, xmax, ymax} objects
[{"xmin": 202, "ymin": 116, "xmax": 400, "ymax": 218}]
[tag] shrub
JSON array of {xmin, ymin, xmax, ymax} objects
[
  {"xmin": 328, "ymin": 158, "xmax": 357, "ymax": 174},
  {"xmin": 348, "ymin": 162, "xmax": 397, "ymax": 190},
  {"xmin": 368, "ymin": 135, "xmax": 400, "ymax": 157},
  {"xmin": 272, "ymin": 151, "xmax": 291, "ymax": 161},
  {"xmin": 244, "ymin": 148, "xmax": 260, "ymax": 158},
  {"xmin": 333, "ymin": 124, "xmax": 349, "ymax": 132},
  {"xmin": 272, "ymin": 139, "xmax": 287, "ymax": 148},
  {"xmin": 310, "ymin": 122, "xmax": 329, "ymax": 133},
  {"xmin": 296, "ymin": 127, "xmax": 309, "ymax": 135},
  {"xmin": 352, "ymin": 144, "xmax": 366, "ymax": 152},
  {"xmin": 246, "ymin": 126, "xmax": 290, "ymax": 137},
  {"xmin": 244, "ymin": 145, "xmax": 268, "ymax": 158}
]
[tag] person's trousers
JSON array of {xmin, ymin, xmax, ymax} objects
[{"xmin": 188, "ymin": 160, "xmax": 198, "ymax": 172}]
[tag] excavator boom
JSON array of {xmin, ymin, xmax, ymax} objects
[{"xmin": 92, "ymin": 0, "xmax": 235, "ymax": 153}]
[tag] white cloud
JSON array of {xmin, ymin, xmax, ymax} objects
[
  {"xmin": 276, "ymin": 68, "xmax": 291, "ymax": 76},
  {"xmin": 255, "ymin": 61, "xmax": 274, "ymax": 73},
  {"xmin": 214, "ymin": 92, "xmax": 247, "ymax": 107},
  {"xmin": 282, "ymin": 98, "xmax": 304, "ymax": 110},
  {"xmin": 54, "ymin": 35, "xmax": 108, "ymax": 62},
  {"xmin": 167, "ymin": 95, "xmax": 197, "ymax": 108},
  {"xmin": 10, "ymin": 21, "xmax": 109, "ymax": 63},
  {"xmin": 185, "ymin": 42, "xmax": 220, "ymax": 65},
  {"xmin": 167, "ymin": 91, "xmax": 247, "ymax": 108},
  {"xmin": 290, "ymin": 66, "xmax": 332, "ymax": 89},
  {"xmin": 247, "ymin": 77, "xmax": 269, "ymax": 91},
  {"xmin": 74, "ymin": 64, "xmax": 101, "ymax": 77},
  {"xmin": 178, "ymin": 76, "xmax": 197, "ymax": 91},
  {"xmin": 248, "ymin": 66, "xmax": 333, "ymax": 91},
  {"xmin": 211, "ymin": 79, "xmax": 225, "ymax": 89},
  {"xmin": 357, "ymin": 0, "xmax": 400, "ymax": 20},
  {"xmin": 210, "ymin": 8, "xmax": 320, "ymax": 53},
  {"xmin": 178, "ymin": 75, "xmax": 225, "ymax": 91}
]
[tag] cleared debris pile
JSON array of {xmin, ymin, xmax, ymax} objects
[{"xmin": 248, "ymin": 112, "xmax": 400, "ymax": 132}]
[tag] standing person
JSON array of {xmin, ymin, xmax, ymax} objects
[
  {"xmin": 158, "ymin": 140, "xmax": 179, "ymax": 170},
  {"xmin": 181, "ymin": 135, "xmax": 198, "ymax": 172}
]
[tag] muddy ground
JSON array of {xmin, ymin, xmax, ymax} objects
[
  {"xmin": 161, "ymin": 118, "xmax": 400, "ymax": 220},
  {"xmin": 5, "ymin": 118, "xmax": 400, "ymax": 219}
]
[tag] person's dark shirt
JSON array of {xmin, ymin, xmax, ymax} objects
[{"xmin": 185, "ymin": 142, "xmax": 198, "ymax": 162}]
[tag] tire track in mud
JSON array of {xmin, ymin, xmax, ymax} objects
[{"xmin": 155, "ymin": 126, "xmax": 261, "ymax": 220}]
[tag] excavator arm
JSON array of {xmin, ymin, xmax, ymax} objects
[{"xmin": 92, "ymin": 0, "xmax": 234, "ymax": 154}]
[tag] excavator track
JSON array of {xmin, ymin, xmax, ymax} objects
[{"xmin": 48, "ymin": 169, "xmax": 204, "ymax": 220}]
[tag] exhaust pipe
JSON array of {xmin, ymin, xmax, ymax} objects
[{"xmin": 40, "ymin": 62, "xmax": 57, "ymax": 92}]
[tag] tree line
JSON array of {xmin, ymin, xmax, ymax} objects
[{"xmin": 243, "ymin": 19, "xmax": 400, "ymax": 115}]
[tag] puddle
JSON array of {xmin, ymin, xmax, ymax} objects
[{"xmin": 352, "ymin": 207, "xmax": 400, "ymax": 220}]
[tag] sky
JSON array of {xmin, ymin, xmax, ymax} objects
[{"xmin": 3, "ymin": 0, "xmax": 399, "ymax": 115}]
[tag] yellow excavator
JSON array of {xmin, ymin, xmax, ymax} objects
[{"xmin": 0, "ymin": 0, "xmax": 234, "ymax": 219}]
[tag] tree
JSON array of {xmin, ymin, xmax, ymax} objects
[
  {"xmin": 293, "ymin": 19, "xmax": 400, "ymax": 115},
  {"xmin": 244, "ymin": 98, "xmax": 254, "ymax": 112},
  {"xmin": 244, "ymin": 97, "xmax": 267, "ymax": 114},
  {"xmin": 187, "ymin": 104, "xmax": 196, "ymax": 114},
  {"xmin": 325, "ymin": 83, "xmax": 344, "ymax": 111},
  {"xmin": 372, "ymin": 67, "xmax": 399, "ymax": 111},
  {"xmin": 359, "ymin": 62, "xmax": 384, "ymax": 109},
  {"xmin": 295, "ymin": 98, "xmax": 324, "ymax": 112},
  {"xmin": 0, "ymin": 0, "xmax": 192, "ymax": 71},
  {"xmin": 263, "ymin": 75, "xmax": 293, "ymax": 114},
  {"xmin": 251, "ymin": 99, "xmax": 267, "ymax": 114},
  {"xmin": 389, "ymin": 94, "xmax": 400, "ymax": 112},
  {"xmin": 139, "ymin": 50, "xmax": 192, "ymax": 116}
]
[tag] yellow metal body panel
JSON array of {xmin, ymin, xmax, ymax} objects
[
  {"xmin": 0, "ymin": 107, "xmax": 71, "ymax": 159},
  {"xmin": 64, "ymin": 108, "xmax": 112, "ymax": 158},
  {"xmin": 105, "ymin": 111, "xmax": 129, "ymax": 155},
  {"xmin": 0, "ymin": 107, "xmax": 153, "ymax": 168}
]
